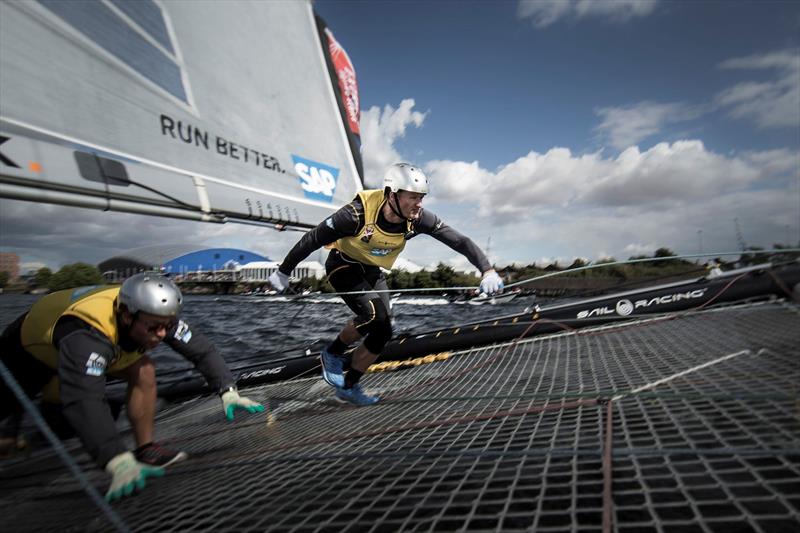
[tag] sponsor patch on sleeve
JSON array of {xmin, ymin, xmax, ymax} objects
[
  {"xmin": 85, "ymin": 352, "xmax": 107, "ymax": 376},
  {"xmin": 173, "ymin": 320, "xmax": 193, "ymax": 343}
]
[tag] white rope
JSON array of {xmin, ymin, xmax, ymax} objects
[{"xmin": 324, "ymin": 248, "xmax": 799, "ymax": 297}]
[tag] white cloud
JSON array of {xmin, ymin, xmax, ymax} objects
[
  {"xmin": 360, "ymin": 99, "xmax": 428, "ymax": 187},
  {"xmin": 623, "ymin": 243, "xmax": 658, "ymax": 256},
  {"xmin": 594, "ymin": 101, "xmax": 705, "ymax": 150},
  {"xmin": 517, "ymin": 0, "xmax": 658, "ymax": 28},
  {"xmin": 716, "ymin": 49, "xmax": 800, "ymax": 129},
  {"xmin": 401, "ymin": 138, "xmax": 795, "ymax": 266},
  {"xmin": 428, "ymin": 140, "xmax": 786, "ymax": 219},
  {"xmin": 424, "ymin": 160, "xmax": 493, "ymax": 203}
]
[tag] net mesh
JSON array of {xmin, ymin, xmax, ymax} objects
[{"xmin": 1, "ymin": 300, "xmax": 799, "ymax": 532}]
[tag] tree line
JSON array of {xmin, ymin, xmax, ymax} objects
[{"xmin": 3, "ymin": 245, "xmax": 796, "ymax": 293}]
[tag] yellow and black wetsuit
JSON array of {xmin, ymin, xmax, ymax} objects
[
  {"xmin": 277, "ymin": 189, "xmax": 491, "ymax": 354},
  {"xmin": 0, "ymin": 285, "xmax": 234, "ymax": 467}
]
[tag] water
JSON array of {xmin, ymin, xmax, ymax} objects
[{"xmin": 0, "ymin": 293, "xmax": 536, "ymax": 373}]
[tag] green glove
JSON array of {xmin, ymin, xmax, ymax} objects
[
  {"xmin": 221, "ymin": 390, "xmax": 265, "ymax": 421},
  {"xmin": 105, "ymin": 451, "xmax": 164, "ymax": 502}
]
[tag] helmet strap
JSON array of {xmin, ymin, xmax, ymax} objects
[{"xmin": 388, "ymin": 192, "xmax": 407, "ymax": 220}]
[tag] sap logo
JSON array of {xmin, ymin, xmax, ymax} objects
[
  {"xmin": 173, "ymin": 320, "xmax": 192, "ymax": 343},
  {"xmin": 291, "ymin": 155, "xmax": 339, "ymax": 203},
  {"xmin": 240, "ymin": 366, "xmax": 286, "ymax": 380},
  {"xmin": 370, "ymin": 248, "xmax": 393, "ymax": 256},
  {"xmin": 85, "ymin": 352, "xmax": 107, "ymax": 376}
]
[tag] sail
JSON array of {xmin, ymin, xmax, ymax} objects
[{"xmin": 0, "ymin": 0, "xmax": 363, "ymax": 228}]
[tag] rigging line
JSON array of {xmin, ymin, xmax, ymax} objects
[
  {"xmin": 0, "ymin": 360, "xmax": 131, "ymax": 533},
  {"xmin": 309, "ymin": 249, "xmax": 800, "ymax": 297},
  {"xmin": 505, "ymin": 249, "xmax": 800, "ymax": 290},
  {"xmin": 766, "ymin": 269, "xmax": 796, "ymax": 298},
  {"xmin": 556, "ymin": 264, "xmax": 709, "ymax": 301},
  {"xmin": 126, "ymin": 177, "xmax": 202, "ymax": 210},
  {"xmin": 609, "ymin": 349, "xmax": 753, "ymax": 403}
]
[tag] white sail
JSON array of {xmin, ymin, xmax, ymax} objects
[{"xmin": 0, "ymin": 0, "xmax": 363, "ymax": 228}]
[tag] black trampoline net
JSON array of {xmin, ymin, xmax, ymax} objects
[{"xmin": 1, "ymin": 300, "xmax": 798, "ymax": 532}]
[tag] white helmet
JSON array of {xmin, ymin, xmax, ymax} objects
[
  {"xmin": 117, "ymin": 273, "xmax": 183, "ymax": 317},
  {"xmin": 383, "ymin": 163, "xmax": 429, "ymax": 194}
]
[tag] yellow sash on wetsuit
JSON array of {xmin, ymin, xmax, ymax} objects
[
  {"xmin": 333, "ymin": 189, "xmax": 411, "ymax": 269},
  {"xmin": 20, "ymin": 285, "xmax": 143, "ymax": 373}
]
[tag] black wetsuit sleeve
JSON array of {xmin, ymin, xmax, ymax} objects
[
  {"xmin": 279, "ymin": 198, "xmax": 363, "ymax": 275},
  {"xmin": 414, "ymin": 210, "xmax": 492, "ymax": 273},
  {"xmin": 56, "ymin": 326, "xmax": 127, "ymax": 468},
  {"xmin": 163, "ymin": 320, "xmax": 235, "ymax": 394}
]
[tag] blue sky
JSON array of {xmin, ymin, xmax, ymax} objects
[
  {"xmin": 318, "ymin": 0, "xmax": 798, "ymax": 161},
  {"xmin": 311, "ymin": 0, "xmax": 799, "ymax": 270},
  {"xmin": 1, "ymin": 0, "xmax": 798, "ymax": 273}
]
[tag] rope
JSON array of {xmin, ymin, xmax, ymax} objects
[
  {"xmin": 0, "ymin": 360, "xmax": 130, "ymax": 533},
  {"xmin": 305, "ymin": 248, "xmax": 799, "ymax": 297}
]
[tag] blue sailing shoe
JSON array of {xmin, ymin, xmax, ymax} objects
[
  {"xmin": 335, "ymin": 384, "xmax": 379, "ymax": 406},
  {"xmin": 320, "ymin": 348, "xmax": 345, "ymax": 388}
]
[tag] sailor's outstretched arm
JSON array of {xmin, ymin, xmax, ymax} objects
[
  {"xmin": 418, "ymin": 210, "xmax": 491, "ymax": 273},
  {"xmin": 418, "ymin": 210, "xmax": 502, "ymax": 293},
  {"xmin": 164, "ymin": 321, "xmax": 263, "ymax": 421}
]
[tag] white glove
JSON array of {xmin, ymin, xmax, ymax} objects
[
  {"xmin": 222, "ymin": 389, "xmax": 265, "ymax": 421},
  {"xmin": 268, "ymin": 270, "xmax": 290, "ymax": 292},
  {"xmin": 479, "ymin": 270, "xmax": 504, "ymax": 295},
  {"xmin": 105, "ymin": 451, "xmax": 164, "ymax": 502}
]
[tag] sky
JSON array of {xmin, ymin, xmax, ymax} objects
[{"xmin": 1, "ymin": 0, "xmax": 799, "ymax": 274}]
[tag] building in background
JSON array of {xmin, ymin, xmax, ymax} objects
[
  {"xmin": 239, "ymin": 261, "xmax": 325, "ymax": 281},
  {"xmin": 98, "ymin": 244, "xmax": 268, "ymax": 281},
  {"xmin": 0, "ymin": 252, "xmax": 20, "ymax": 280}
]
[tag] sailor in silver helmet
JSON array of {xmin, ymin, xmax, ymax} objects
[{"xmin": 0, "ymin": 273, "xmax": 264, "ymax": 502}]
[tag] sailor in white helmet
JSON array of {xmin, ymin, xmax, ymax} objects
[
  {"xmin": 0, "ymin": 273, "xmax": 264, "ymax": 502},
  {"xmin": 270, "ymin": 163, "xmax": 502, "ymax": 405}
]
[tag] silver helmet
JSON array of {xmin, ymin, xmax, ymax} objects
[
  {"xmin": 383, "ymin": 163, "xmax": 429, "ymax": 194},
  {"xmin": 117, "ymin": 273, "xmax": 183, "ymax": 317}
]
